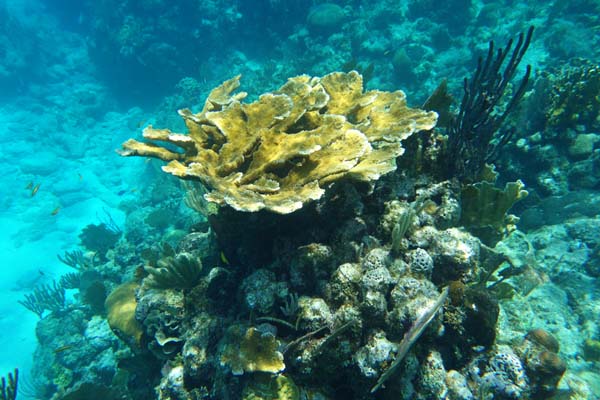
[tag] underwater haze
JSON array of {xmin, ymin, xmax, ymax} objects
[{"xmin": 1, "ymin": 0, "xmax": 599, "ymax": 399}]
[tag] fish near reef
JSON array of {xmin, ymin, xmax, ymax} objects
[
  {"xmin": 30, "ymin": 183, "xmax": 41, "ymax": 197},
  {"xmin": 54, "ymin": 344, "xmax": 74, "ymax": 354}
]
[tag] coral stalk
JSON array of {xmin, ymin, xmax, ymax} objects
[{"xmin": 447, "ymin": 27, "xmax": 533, "ymax": 181}]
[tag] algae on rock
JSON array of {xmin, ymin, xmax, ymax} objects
[{"xmin": 120, "ymin": 71, "xmax": 437, "ymax": 214}]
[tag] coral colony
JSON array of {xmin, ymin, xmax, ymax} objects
[{"xmin": 5, "ymin": 1, "xmax": 600, "ymax": 398}]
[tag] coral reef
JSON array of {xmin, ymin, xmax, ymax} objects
[
  {"xmin": 29, "ymin": 308, "xmax": 136, "ymax": 400},
  {"xmin": 0, "ymin": 0, "xmax": 597, "ymax": 398},
  {"xmin": 16, "ymin": 6, "xmax": 600, "ymax": 397},
  {"xmin": 105, "ymin": 144, "xmax": 519, "ymax": 399},
  {"xmin": 539, "ymin": 59, "xmax": 600, "ymax": 131},
  {"xmin": 34, "ymin": 53, "xmax": 600, "ymax": 396},
  {"xmin": 120, "ymin": 71, "xmax": 437, "ymax": 214},
  {"xmin": 496, "ymin": 57, "xmax": 600, "ymax": 197}
]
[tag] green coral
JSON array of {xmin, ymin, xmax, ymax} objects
[{"xmin": 460, "ymin": 179, "xmax": 528, "ymax": 246}]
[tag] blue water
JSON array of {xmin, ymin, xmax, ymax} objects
[{"xmin": 1, "ymin": 0, "xmax": 599, "ymax": 399}]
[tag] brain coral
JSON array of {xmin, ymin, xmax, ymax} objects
[
  {"xmin": 120, "ymin": 71, "xmax": 437, "ymax": 214},
  {"xmin": 307, "ymin": 3, "xmax": 346, "ymax": 30}
]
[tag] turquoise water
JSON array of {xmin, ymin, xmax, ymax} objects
[{"xmin": 0, "ymin": 0, "xmax": 599, "ymax": 399}]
